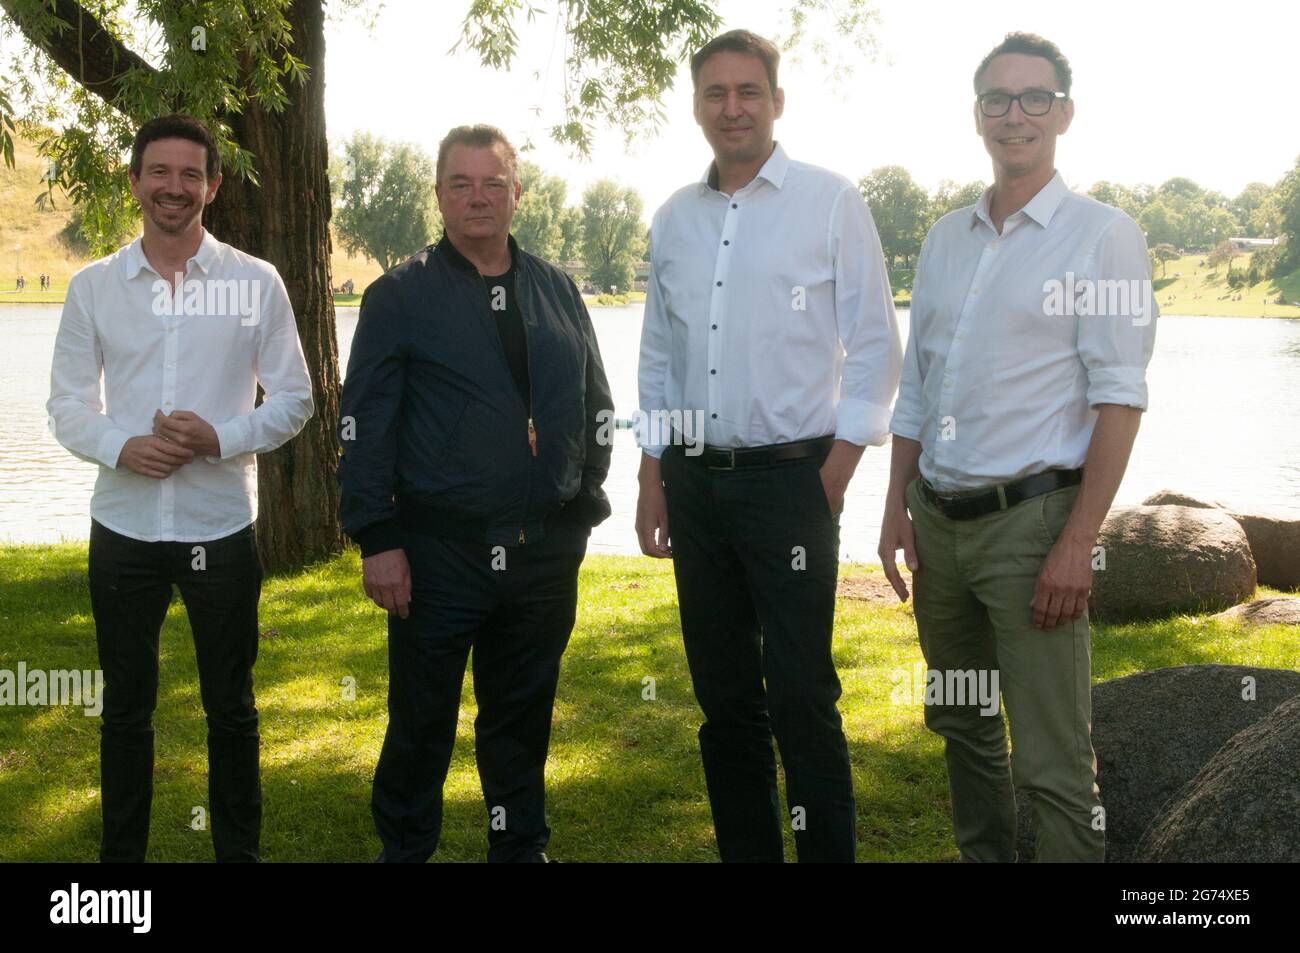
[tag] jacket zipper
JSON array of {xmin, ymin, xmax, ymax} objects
[{"xmin": 517, "ymin": 266, "xmax": 536, "ymax": 543}]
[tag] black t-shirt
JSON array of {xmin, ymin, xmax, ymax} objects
[{"xmin": 483, "ymin": 267, "xmax": 530, "ymax": 404}]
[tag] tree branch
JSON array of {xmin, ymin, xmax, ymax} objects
[{"xmin": 0, "ymin": 0, "xmax": 158, "ymax": 113}]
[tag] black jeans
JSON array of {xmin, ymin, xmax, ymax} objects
[
  {"xmin": 371, "ymin": 528, "xmax": 584, "ymax": 862},
  {"xmin": 88, "ymin": 519, "xmax": 263, "ymax": 862},
  {"xmin": 661, "ymin": 445, "xmax": 855, "ymax": 862}
]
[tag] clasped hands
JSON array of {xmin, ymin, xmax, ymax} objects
[{"xmin": 117, "ymin": 410, "xmax": 221, "ymax": 479}]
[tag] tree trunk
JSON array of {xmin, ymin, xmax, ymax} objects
[{"xmin": 204, "ymin": 0, "xmax": 342, "ymax": 572}]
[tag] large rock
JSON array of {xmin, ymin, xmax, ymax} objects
[
  {"xmin": 1230, "ymin": 510, "xmax": 1300, "ymax": 590},
  {"xmin": 1214, "ymin": 597, "xmax": 1300, "ymax": 627},
  {"xmin": 1015, "ymin": 664, "xmax": 1300, "ymax": 862},
  {"xmin": 1090, "ymin": 506, "xmax": 1256, "ymax": 622},
  {"xmin": 1141, "ymin": 490, "xmax": 1221, "ymax": 509},
  {"xmin": 1136, "ymin": 694, "xmax": 1300, "ymax": 862},
  {"xmin": 1142, "ymin": 490, "xmax": 1300, "ymax": 590}
]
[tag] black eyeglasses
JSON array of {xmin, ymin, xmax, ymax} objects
[{"xmin": 977, "ymin": 89, "xmax": 1066, "ymax": 117}]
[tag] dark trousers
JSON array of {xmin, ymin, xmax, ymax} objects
[
  {"xmin": 87, "ymin": 519, "xmax": 263, "ymax": 862},
  {"xmin": 371, "ymin": 529, "xmax": 584, "ymax": 863},
  {"xmin": 660, "ymin": 445, "xmax": 855, "ymax": 862}
]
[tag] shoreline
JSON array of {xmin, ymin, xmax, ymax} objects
[{"xmin": 3, "ymin": 293, "xmax": 1297, "ymax": 318}]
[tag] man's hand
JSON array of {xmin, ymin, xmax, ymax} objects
[
  {"xmin": 878, "ymin": 497, "xmax": 919, "ymax": 602},
  {"xmin": 117, "ymin": 435, "xmax": 194, "ymax": 479},
  {"xmin": 635, "ymin": 453, "xmax": 672, "ymax": 558},
  {"xmin": 363, "ymin": 548, "xmax": 412, "ymax": 618},
  {"xmin": 153, "ymin": 409, "xmax": 221, "ymax": 457},
  {"xmin": 1031, "ymin": 533, "xmax": 1093, "ymax": 630},
  {"xmin": 818, "ymin": 440, "xmax": 864, "ymax": 517}
]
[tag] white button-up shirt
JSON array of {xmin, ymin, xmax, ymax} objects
[
  {"xmin": 890, "ymin": 172, "xmax": 1158, "ymax": 492},
  {"xmin": 637, "ymin": 142, "xmax": 902, "ymax": 456},
  {"xmin": 47, "ymin": 230, "xmax": 314, "ymax": 542}
]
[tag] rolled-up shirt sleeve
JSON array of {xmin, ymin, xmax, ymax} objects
[
  {"xmin": 213, "ymin": 270, "xmax": 314, "ymax": 459},
  {"xmin": 47, "ymin": 276, "xmax": 134, "ymax": 469},
  {"xmin": 889, "ymin": 233, "xmax": 931, "ymax": 442},
  {"xmin": 1078, "ymin": 215, "xmax": 1158, "ymax": 410},
  {"xmin": 636, "ymin": 213, "xmax": 671, "ymax": 459},
  {"xmin": 830, "ymin": 186, "xmax": 902, "ymax": 446},
  {"xmin": 338, "ymin": 276, "xmax": 407, "ymax": 556}
]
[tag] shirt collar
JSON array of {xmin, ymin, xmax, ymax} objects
[
  {"xmin": 699, "ymin": 141, "xmax": 790, "ymax": 195},
  {"xmin": 970, "ymin": 171, "xmax": 1069, "ymax": 231},
  {"xmin": 121, "ymin": 228, "xmax": 221, "ymax": 279},
  {"xmin": 437, "ymin": 231, "xmax": 520, "ymax": 273}
]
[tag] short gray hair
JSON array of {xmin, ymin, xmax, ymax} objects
[{"xmin": 435, "ymin": 124, "xmax": 519, "ymax": 187}]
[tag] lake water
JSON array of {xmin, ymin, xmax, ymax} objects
[{"xmin": 3, "ymin": 303, "xmax": 1298, "ymax": 560}]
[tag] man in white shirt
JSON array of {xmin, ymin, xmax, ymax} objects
[
  {"xmin": 47, "ymin": 113, "xmax": 314, "ymax": 862},
  {"xmin": 636, "ymin": 30, "xmax": 902, "ymax": 862},
  {"xmin": 878, "ymin": 34, "xmax": 1158, "ymax": 862}
]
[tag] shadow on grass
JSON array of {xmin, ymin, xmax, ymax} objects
[{"xmin": 4, "ymin": 547, "xmax": 1297, "ymax": 861}]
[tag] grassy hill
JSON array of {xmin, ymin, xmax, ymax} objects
[
  {"xmin": 0, "ymin": 136, "xmax": 380, "ymax": 304},
  {"xmin": 1152, "ymin": 252, "xmax": 1300, "ymax": 318}
]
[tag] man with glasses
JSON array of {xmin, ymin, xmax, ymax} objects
[{"xmin": 878, "ymin": 33, "xmax": 1157, "ymax": 862}]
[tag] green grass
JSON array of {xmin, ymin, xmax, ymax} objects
[
  {"xmin": 1152, "ymin": 252, "xmax": 1300, "ymax": 318},
  {"xmin": 1, "ymin": 543, "xmax": 1296, "ymax": 862}
]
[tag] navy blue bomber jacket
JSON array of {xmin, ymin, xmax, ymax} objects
[{"xmin": 338, "ymin": 234, "xmax": 614, "ymax": 556}]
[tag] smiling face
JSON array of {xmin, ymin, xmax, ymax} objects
[
  {"xmin": 436, "ymin": 142, "xmax": 521, "ymax": 248},
  {"xmin": 975, "ymin": 52, "xmax": 1073, "ymax": 180},
  {"xmin": 128, "ymin": 137, "xmax": 220, "ymax": 238},
  {"xmin": 693, "ymin": 50, "xmax": 784, "ymax": 169}
]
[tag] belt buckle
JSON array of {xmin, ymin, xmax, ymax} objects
[{"xmin": 707, "ymin": 447, "xmax": 737, "ymax": 471}]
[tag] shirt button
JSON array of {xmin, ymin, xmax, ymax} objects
[
  {"xmin": 710, "ymin": 369, "xmax": 717, "ymax": 375},
  {"xmin": 731, "ymin": 203, "xmax": 738, "ymax": 209},
  {"xmin": 723, "ymin": 240, "xmax": 730, "ymax": 246},
  {"xmin": 711, "ymin": 324, "xmax": 718, "ymax": 330},
  {"xmin": 943, "ymin": 379, "xmax": 953, "ymax": 390},
  {"xmin": 716, "ymin": 281, "xmax": 722, "ymax": 287},
  {"xmin": 711, "ymin": 413, "xmax": 718, "ymax": 419}
]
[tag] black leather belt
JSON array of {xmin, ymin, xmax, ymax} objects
[
  {"xmin": 680, "ymin": 435, "xmax": 836, "ymax": 471},
  {"xmin": 919, "ymin": 468, "xmax": 1082, "ymax": 520}
]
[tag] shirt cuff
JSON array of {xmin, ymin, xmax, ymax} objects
[
  {"xmin": 97, "ymin": 428, "xmax": 133, "ymax": 470},
  {"xmin": 834, "ymin": 398, "xmax": 892, "ymax": 447},
  {"xmin": 354, "ymin": 519, "xmax": 405, "ymax": 558},
  {"xmin": 888, "ymin": 406, "xmax": 923, "ymax": 442},
  {"xmin": 214, "ymin": 416, "xmax": 252, "ymax": 460},
  {"xmin": 1086, "ymin": 367, "xmax": 1149, "ymax": 411}
]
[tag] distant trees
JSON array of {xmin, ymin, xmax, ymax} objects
[
  {"xmin": 332, "ymin": 133, "xmax": 440, "ymax": 272},
  {"xmin": 1150, "ymin": 243, "xmax": 1180, "ymax": 278},
  {"xmin": 511, "ymin": 161, "xmax": 568, "ymax": 260},
  {"xmin": 929, "ymin": 179, "xmax": 986, "ymax": 225},
  {"xmin": 1276, "ymin": 156, "xmax": 1300, "ymax": 275},
  {"xmin": 581, "ymin": 180, "xmax": 646, "ymax": 293},
  {"xmin": 1206, "ymin": 239, "xmax": 1238, "ymax": 271},
  {"xmin": 858, "ymin": 166, "xmax": 930, "ymax": 269}
]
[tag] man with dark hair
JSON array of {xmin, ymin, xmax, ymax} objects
[
  {"xmin": 879, "ymin": 33, "xmax": 1157, "ymax": 862},
  {"xmin": 130, "ymin": 112, "xmax": 222, "ymax": 182},
  {"xmin": 637, "ymin": 30, "xmax": 901, "ymax": 862},
  {"xmin": 689, "ymin": 28, "xmax": 780, "ymax": 93},
  {"xmin": 341, "ymin": 124, "xmax": 612, "ymax": 863},
  {"xmin": 48, "ymin": 112, "xmax": 313, "ymax": 862}
]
